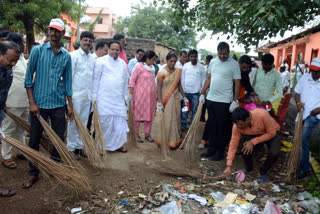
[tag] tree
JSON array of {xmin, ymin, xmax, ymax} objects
[
  {"xmin": 158, "ymin": 0, "xmax": 320, "ymax": 50},
  {"xmin": 115, "ymin": 4, "xmax": 198, "ymax": 50},
  {"xmin": 0, "ymin": 0, "xmax": 85, "ymax": 52},
  {"xmin": 198, "ymin": 49, "xmax": 216, "ymax": 61}
]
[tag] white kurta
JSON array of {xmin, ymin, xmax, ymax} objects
[
  {"xmin": 67, "ymin": 48, "xmax": 95, "ymax": 151},
  {"xmin": 92, "ymin": 55, "xmax": 129, "ymax": 151}
]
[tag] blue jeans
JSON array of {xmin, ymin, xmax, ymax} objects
[
  {"xmin": 299, "ymin": 115, "xmax": 320, "ymax": 174},
  {"xmin": 181, "ymin": 93, "xmax": 200, "ymax": 129}
]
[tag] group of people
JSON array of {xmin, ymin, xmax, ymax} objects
[{"xmin": 0, "ymin": 17, "xmax": 320, "ymax": 197}]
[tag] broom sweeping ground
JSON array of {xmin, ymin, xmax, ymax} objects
[
  {"xmin": 179, "ymin": 102, "xmax": 204, "ymax": 160},
  {"xmin": 93, "ymin": 102, "xmax": 106, "ymax": 157},
  {"xmin": 128, "ymin": 102, "xmax": 138, "ymax": 147},
  {"xmin": 37, "ymin": 115, "xmax": 83, "ymax": 171},
  {"xmin": 285, "ymin": 109, "xmax": 304, "ymax": 184},
  {"xmin": 0, "ymin": 135, "xmax": 90, "ymax": 192},
  {"xmin": 73, "ymin": 109, "xmax": 105, "ymax": 168}
]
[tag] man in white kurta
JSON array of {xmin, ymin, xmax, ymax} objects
[
  {"xmin": 67, "ymin": 32, "xmax": 95, "ymax": 156},
  {"xmin": 92, "ymin": 48, "xmax": 129, "ymax": 152}
]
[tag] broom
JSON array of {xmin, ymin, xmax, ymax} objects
[
  {"xmin": 4, "ymin": 108, "xmax": 52, "ymax": 152},
  {"xmin": 73, "ymin": 109, "xmax": 105, "ymax": 168},
  {"xmin": 285, "ymin": 108, "xmax": 304, "ymax": 183},
  {"xmin": 128, "ymin": 102, "xmax": 138, "ymax": 146},
  {"xmin": 37, "ymin": 115, "xmax": 83, "ymax": 171},
  {"xmin": 0, "ymin": 134, "xmax": 90, "ymax": 192},
  {"xmin": 160, "ymin": 110, "xmax": 171, "ymax": 160},
  {"xmin": 92, "ymin": 102, "xmax": 106, "ymax": 156},
  {"xmin": 179, "ymin": 102, "xmax": 203, "ymax": 154}
]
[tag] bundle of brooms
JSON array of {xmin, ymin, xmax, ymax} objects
[
  {"xmin": 37, "ymin": 115, "xmax": 83, "ymax": 171},
  {"xmin": 0, "ymin": 134, "xmax": 90, "ymax": 192},
  {"xmin": 73, "ymin": 109, "xmax": 105, "ymax": 168},
  {"xmin": 179, "ymin": 102, "xmax": 204, "ymax": 160},
  {"xmin": 4, "ymin": 108, "xmax": 52, "ymax": 152},
  {"xmin": 92, "ymin": 102, "xmax": 106, "ymax": 157},
  {"xmin": 128, "ymin": 102, "xmax": 138, "ymax": 147},
  {"xmin": 285, "ymin": 108, "xmax": 304, "ymax": 183}
]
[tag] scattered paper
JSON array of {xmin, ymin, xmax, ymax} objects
[
  {"xmin": 71, "ymin": 207, "xmax": 82, "ymax": 214},
  {"xmin": 244, "ymin": 193, "xmax": 256, "ymax": 201},
  {"xmin": 117, "ymin": 191, "xmax": 124, "ymax": 195},
  {"xmin": 215, "ymin": 193, "xmax": 238, "ymax": 207},
  {"xmin": 188, "ymin": 194, "xmax": 207, "ymax": 206}
]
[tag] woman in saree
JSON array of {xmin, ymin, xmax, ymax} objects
[{"xmin": 156, "ymin": 52, "xmax": 187, "ymax": 149}]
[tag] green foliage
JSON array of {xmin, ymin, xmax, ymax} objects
[
  {"xmin": 158, "ymin": 0, "xmax": 320, "ymax": 50},
  {"xmin": 115, "ymin": 4, "xmax": 198, "ymax": 50},
  {"xmin": 198, "ymin": 49, "xmax": 216, "ymax": 61},
  {"xmin": 88, "ymin": 9, "xmax": 103, "ymax": 33},
  {"xmin": 0, "ymin": 0, "xmax": 85, "ymax": 52}
]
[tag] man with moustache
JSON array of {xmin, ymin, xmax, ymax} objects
[
  {"xmin": 67, "ymin": 31, "xmax": 95, "ymax": 159},
  {"xmin": 23, "ymin": 18, "xmax": 73, "ymax": 188},
  {"xmin": 0, "ymin": 41, "xmax": 21, "ymax": 196}
]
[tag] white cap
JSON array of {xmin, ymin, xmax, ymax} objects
[
  {"xmin": 48, "ymin": 18, "xmax": 64, "ymax": 31},
  {"xmin": 310, "ymin": 57, "xmax": 320, "ymax": 71}
]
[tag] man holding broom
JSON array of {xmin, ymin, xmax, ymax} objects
[
  {"xmin": 0, "ymin": 41, "xmax": 21, "ymax": 196},
  {"xmin": 294, "ymin": 57, "xmax": 320, "ymax": 179},
  {"xmin": 23, "ymin": 18, "xmax": 73, "ymax": 188},
  {"xmin": 67, "ymin": 31, "xmax": 95, "ymax": 160}
]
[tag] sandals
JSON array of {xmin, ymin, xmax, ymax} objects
[
  {"xmin": 145, "ymin": 135, "xmax": 155, "ymax": 142},
  {"xmin": 136, "ymin": 135, "xmax": 144, "ymax": 143},
  {"xmin": 21, "ymin": 176, "xmax": 39, "ymax": 189},
  {"xmin": 116, "ymin": 147, "xmax": 128, "ymax": 153},
  {"xmin": 2, "ymin": 158, "xmax": 17, "ymax": 169},
  {"xmin": 0, "ymin": 188, "xmax": 16, "ymax": 197}
]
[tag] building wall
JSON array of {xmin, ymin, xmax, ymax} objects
[
  {"xmin": 154, "ymin": 43, "xmax": 175, "ymax": 62},
  {"xmin": 270, "ymin": 31, "xmax": 320, "ymax": 70}
]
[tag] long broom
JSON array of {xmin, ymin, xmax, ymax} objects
[
  {"xmin": 4, "ymin": 108, "xmax": 52, "ymax": 152},
  {"xmin": 73, "ymin": 109, "xmax": 105, "ymax": 168},
  {"xmin": 92, "ymin": 102, "xmax": 106, "ymax": 156},
  {"xmin": 0, "ymin": 134, "xmax": 90, "ymax": 192},
  {"xmin": 179, "ymin": 102, "xmax": 203, "ymax": 152},
  {"xmin": 128, "ymin": 102, "xmax": 138, "ymax": 146},
  {"xmin": 160, "ymin": 110, "xmax": 171, "ymax": 160},
  {"xmin": 285, "ymin": 108, "xmax": 304, "ymax": 183},
  {"xmin": 37, "ymin": 115, "xmax": 83, "ymax": 171}
]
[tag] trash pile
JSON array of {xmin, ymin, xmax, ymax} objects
[{"xmin": 70, "ymin": 180, "xmax": 320, "ymax": 213}]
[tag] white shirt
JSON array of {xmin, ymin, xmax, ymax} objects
[
  {"xmin": 207, "ymin": 56, "xmax": 241, "ymax": 103},
  {"xmin": 6, "ymin": 54, "xmax": 28, "ymax": 107},
  {"xmin": 279, "ymin": 63, "xmax": 289, "ymax": 71},
  {"xmin": 92, "ymin": 55, "xmax": 128, "ymax": 117},
  {"xmin": 92, "ymin": 52, "xmax": 98, "ymax": 59},
  {"xmin": 280, "ymin": 71, "xmax": 290, "ymax": 88},
  {"xmin": 175, "ymin": 61, "xmax": 184, "ymax": 69},
  {"xmin": 181, "ymin": 62, "xmax": 206, "ymax": 94},
  {"xmin": 70, "ymin": 48, "xmax": 95, "ymax": 100},
  {"xmin": 294, "ymin": 73, "xmax": 320, "ymax": 121}
]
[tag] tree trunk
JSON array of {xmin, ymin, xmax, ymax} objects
[{"xmin": 23, "ymin": 16, "xmax": 35, "ymax": 55}]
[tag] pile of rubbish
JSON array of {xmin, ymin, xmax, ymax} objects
[{"xmin": 70, "ymin": 180, "xmax": 320, "ymax": 214}]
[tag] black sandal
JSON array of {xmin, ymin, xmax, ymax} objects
[
  {"xmin": 136, "ymin": 135, "xmax": 144, "ymax": 143},
  {"xmin": 21, "ymin": 176, "xmax": 39, "ymax": 189},
  {"xmin": 145, "ymin": 135, "xmax": 155, "ymax": 142},
  {"xmin": 0, "ymin": 188, "xmax": 16, "ymax": 197}
]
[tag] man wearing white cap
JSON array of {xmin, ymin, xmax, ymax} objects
[
  {"xmin": 23, "ymin": 18, "xmax": 73, "ymax": 188},
  {"xmin": 294, "ymin": 57, "xmax": 320, "ymax": 179}
]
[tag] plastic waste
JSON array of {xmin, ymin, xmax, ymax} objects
[
  {"xmin": 210, "ymin": 191, "xmax": 226, "ymax": 202},
  {"xmin": 162, "ymin": 184, "xmax": 188, "ymax": 201},
  {"xmin": 155, "ymin": 201, "xmax": 182, "ymax": 214},
  {"xmin": 121, "ymin": 199, "xmax": 130, "ymax": 206},
  {"xmin": 235, "ymin": 170, "xmax": 246, "ymax": 182},
  {"xmin": 297, "ymin": 200, "xmax": 319, "ymax": 214},
  {"xmin": 272, "ymin": 184, "xmax": 281, "ymax": 192},
  {"xmin": 215, "ymin": 193, "xmax": 238, "ymax": 207},
  {"xmin": 263, "ymin": 200, "xmax": 281, "ymax": 214},
  {"xmin": 222, "ymin": 203, "xmax": 254, "ymax": 214},
  {"xmin": 188, "ymin": 194, "xmax": 207, "ymax": 206},
  {"xmin": 71, "ymin": 207, "xmax": 82, "ymax": 214},
  {"xmin": 297, "ymin": 191, "xmax": 314, "ymax": 201},
  {"xmin": 278, "ymin": 203, "xmax": 294, "ymax": 214}
]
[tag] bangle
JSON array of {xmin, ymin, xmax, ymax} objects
[{"xmin": 226, "ymin": 165, "xmax": 232, "ymax": 168}]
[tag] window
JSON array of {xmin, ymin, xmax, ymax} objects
[{"xmin": 97, "ymin": 18, "xmax": 103, "ymax": 24}]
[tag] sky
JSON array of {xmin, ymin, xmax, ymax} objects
[{"xmin": 85, "ymin": 0, "xmax": 318, "ymax": 56}]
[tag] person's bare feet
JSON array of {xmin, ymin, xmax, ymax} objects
[{"xmin": 116, "ymin": 147, "xmax": 128, "ymax": 153}]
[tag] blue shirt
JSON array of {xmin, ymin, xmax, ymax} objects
[
  {"xmin": 0, "ymin": 64, "xmax": 13, "ymax": 110},
  {"xmin": 25, "ymin": 42, "xmax": 72, "ymax": 109},
  {"xmin": 128, "ymin": 58, "xmax": 138, "ymax": 77}
]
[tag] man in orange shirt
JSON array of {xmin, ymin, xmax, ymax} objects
[{"xmin": 223, "ymin": 107, "xmax": 280, "ymax": 182}]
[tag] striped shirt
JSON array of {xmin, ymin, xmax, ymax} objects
[{"xmin": 25, "ymin": 42, "xmax": 72, "ymax": 109}]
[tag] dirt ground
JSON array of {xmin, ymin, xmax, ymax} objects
[{"xmin": 0, "ymin": 114, "xmax": 301, "ymax": 213}]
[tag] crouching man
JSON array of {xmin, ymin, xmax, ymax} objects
[{"xmin": 223, "ymin": 107, "xmax": 280, "ymax": 182}]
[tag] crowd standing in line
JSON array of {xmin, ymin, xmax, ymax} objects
[{"xmin": 0, "ymin": 16, "xmax": 319, "ymax": 197}]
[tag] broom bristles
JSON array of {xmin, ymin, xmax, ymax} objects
[
  {"xmin": 93, "ymin": 102, "xmax": 106, "ymax": 157},
  {"xmin": 182, "ymin": 102, "xmax": 203, "ymax": 160},
  {"xmin": 128, "ymin": 102, "xmax": 138, "ymax": 147},
  {"xmin": 160, "ymin": 111, "xmax": 171, "ymax": 160},
  {"xmin": 285, "ymin": 109, "xmax": 304, "ymax": 183},
  {"xmin": 0, "ymin": 135, "xmax": 90, "ymax": 192},
  {"xmin": 37, "ymin": 115, "xmax": 83, "ymax": 171},
  {"xmin": 73, "ymin": 109, "xmax": 105, "ymax": 168},
  {"xmin": 4, "ymin": 108, "xmax": 52, "ymax": 152}
]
